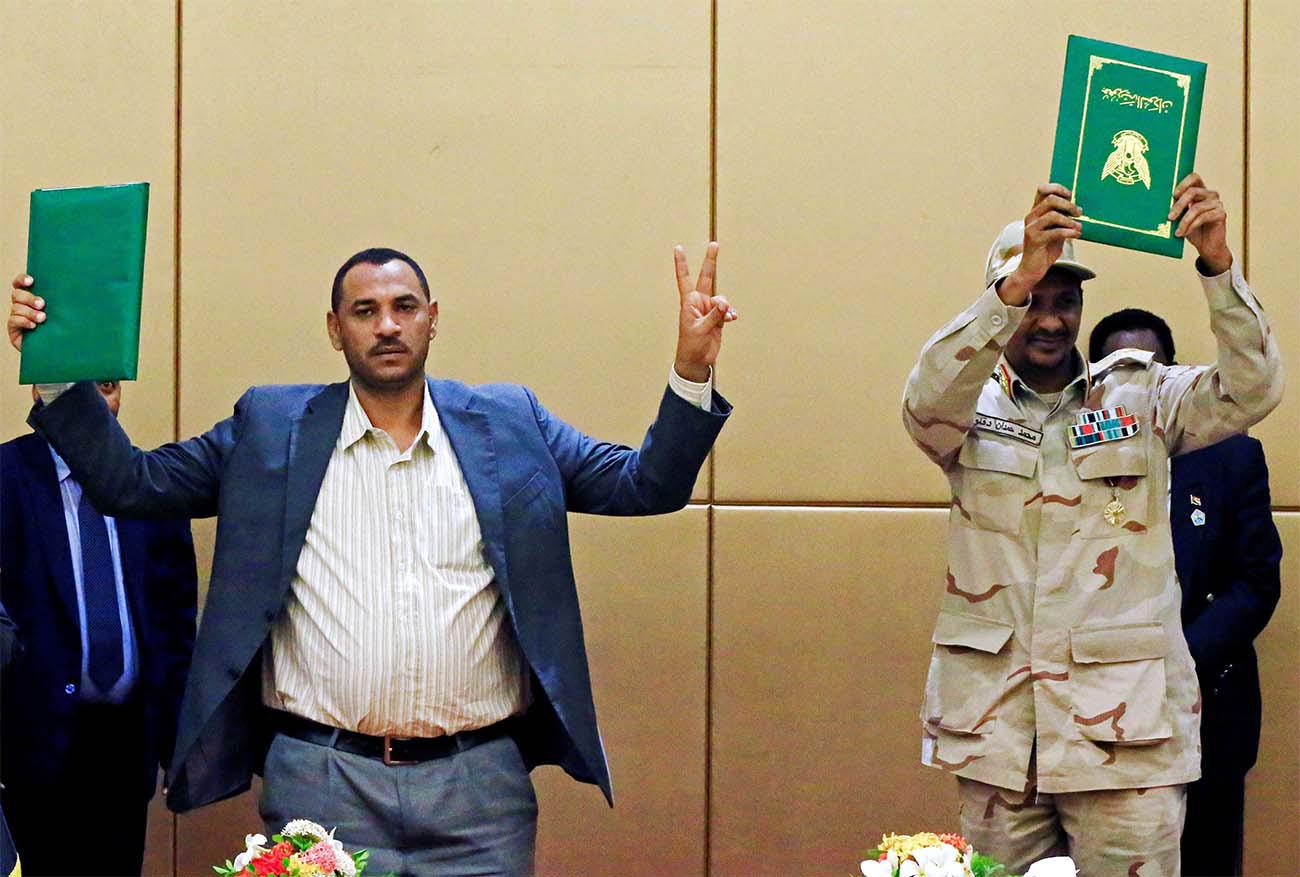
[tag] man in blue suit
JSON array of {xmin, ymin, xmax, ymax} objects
[
  {"xmin": 0, "ymin": 381, "xmax": 198, "ymax": 877},
  {"xmin": 8, "ymin": 242, "xmax": 735, "ymax": 875},
  {"xmin": 1090, "ymin": 309, "xmax": 1282, "ymax": 877}
]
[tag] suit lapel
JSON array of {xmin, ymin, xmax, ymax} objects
[
  {"xmin": 279, "ymin": 382, "xmax": 350, "ymax": 590},
  {"xmin": 428, "ymin": 378, "xmax": 510, "ymax": 600},
  {"xmin": 16, "ymin": 435, "xmax": 80, "ymax": 629}
]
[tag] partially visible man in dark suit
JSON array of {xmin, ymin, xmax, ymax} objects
[
  {"xmin": 1090, "ymin": 309, "xmax": 1282, "ymax": 877},
  {"xmin": 0, "ymin": 380, "xmax": 198, "ymax": 877},
  {"xmin": 0, "ymin": 599, "xmax": 19, "ymax": 877}
]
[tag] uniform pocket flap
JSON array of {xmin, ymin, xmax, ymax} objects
[
  {"xmin": 1070, "ymin": 623, "xmax": 1167, "ymax": 663},
  {"xmin": 932, "ymin": 611, "xmax": 1014, "ymax": 654},
  {"xmin": 958, "ymin": 433, "xmax": 1038, "ymax": 478},
  {"xmin": 1070, "ymin": 442, "xmax": 1148, "ymax": 481}
]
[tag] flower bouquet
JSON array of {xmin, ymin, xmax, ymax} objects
[
  {"xmin": 213, "ymin": 820, "xmax": 370, "ymax": 877},
  {"xmin": 859, "ymin": 833, "xmax": 1076, "ymax": 877}
]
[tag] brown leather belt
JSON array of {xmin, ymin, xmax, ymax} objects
[{"xmin": 273, "ymin": 711, "xmax": 512, "ymax": 766}]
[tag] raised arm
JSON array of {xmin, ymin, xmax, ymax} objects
[
  {"xmin": 536, "ymin": 243, "xmax": 736, "ymax": 514},
  {"xmin": 1152, "ymin": 175, "xmax": 1284, "ymax": 454},
  {"xmin": 11, "ymin": 273, "xmax": 238, "ymax": 519}
]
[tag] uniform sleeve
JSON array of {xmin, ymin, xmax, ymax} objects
[
  {"xmin": 901, "ymin": 286, "xmax": 1028, "ymax": 468},
  {"xmin": 1156, "ymin": 264, "xmax": 1284, "ymax": 456}
]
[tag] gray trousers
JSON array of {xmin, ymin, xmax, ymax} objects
[{"xmin": 259, "ymin": 732, "xmax": 537, "ymax": 876}]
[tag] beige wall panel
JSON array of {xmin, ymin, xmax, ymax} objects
[
  {"xmin": 176, "ymin": 780, "xmax": 261, "ymax": 876},
  {"xmin": 715, "ymin": 2, "xmax": 1247, "ymax": 503},
  {"xmin": 1245, "ymin": 0, "xmax": 1300, "ymax": 506},
  {"xmin": 1244, "ymin": 512, "xmax": 1299, "ymax": 872},
  {"xmin": 177, "ymin": 2, "xmax": 712, "ymax": 501},
  {"xmin": 536, "ymin": 509, "xmax": 708, "ymax": 875},
  {"xmin": 0, "ymin": 1, "xmax": 177, "ymax": 448},
  {"xmin": 711, "ymin": 508, "xmax": 956, "ymax": 875}
]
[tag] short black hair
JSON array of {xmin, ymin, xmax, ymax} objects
[
  {"xmin": 1088, "ymin": 308, "xmax": 1177, "ymax": 364},
  {"xmin": 331, "ymin": 247, "xmax": 431, "ymax": 312}
]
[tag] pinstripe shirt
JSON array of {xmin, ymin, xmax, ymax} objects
[
  {"xmin": 262, "ymin": 382, "xmax": 529, "ymax": 736},
  {"xmin": 263, "ymin": 371, "xmax": 712, "ymax": 737}
]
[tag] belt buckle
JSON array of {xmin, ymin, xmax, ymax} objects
[{"xmin": 382, "ymin": 734, "xmax": 416, "ymax": 766}]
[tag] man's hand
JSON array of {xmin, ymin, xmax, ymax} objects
[
  {"xmin": 673, "ymin": 241, "xmax": 737, "ymax": 383},
  {"xmin": 8, "ymin": 274, "xmax": 44, "ymax": 351},
  {"xmin": 1169, "ymin": 173, "xmax": 1232, "ymax": 275},
  {"xmin": 998, "ymin": 184, "xmax": 1082, "ymax": 306}
]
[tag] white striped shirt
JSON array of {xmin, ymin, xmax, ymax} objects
[{"xmin": 262, "ymin": 382, "xmax": 529, "ymax": 736}]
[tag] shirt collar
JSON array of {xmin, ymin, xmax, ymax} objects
[
  {"xmin": 340, "ymin": 381, "xmax": 439, "ymax": 452},
  {"xmin": 47, "ymin": 444, "xmax": 72, "ymax": 483},
  {"xmin": 995, "ymin": 350, "xmax": 1090, "ymax": 402}
]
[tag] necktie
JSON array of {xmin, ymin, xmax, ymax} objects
[{"xmin": 77, "ymin": 491, "xmax": 124, "ymax": 692}]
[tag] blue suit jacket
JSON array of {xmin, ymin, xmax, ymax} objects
[
  {"xmin": 1171, "ymin": 434, "xmax": 1281, "ymax": 781},
  {"xmin": 31, "ymin": 376, "xmax": 729, "ymax": 812},
  {"xmin": 0, "ymin": 432, "xmax": 197, "ymax": 800}
]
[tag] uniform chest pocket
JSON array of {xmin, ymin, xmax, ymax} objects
[
  {"xmin": 955, "ymin": 433, "xmax": 1038, "ymax": 536},
  {"xmin": 1069, "ymin": 441, "xmax": 1152, "ymax": 539}
]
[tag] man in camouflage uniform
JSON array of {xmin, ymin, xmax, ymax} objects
[{"xmin": 901, "ymin": 176, "xmax": 1283, "ymax": 876}]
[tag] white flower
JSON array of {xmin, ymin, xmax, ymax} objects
[
  {"xmin": 1024, "ymin": 856, "xmax": 1078, "ymax": 877},
  {"xmin": 861, "ymin": 859, "xmax": 894, "ymax": 877},
  {"xmin": 281, "ymin": 819, "xmax": 329, "ymax": 842},
  {"xmin": 899, "ymin": 861, "xmax": 921, "ymax": 877},
  {"xmin": 232, "ymin": 834, "xmax": 268, "ymax": 871}
]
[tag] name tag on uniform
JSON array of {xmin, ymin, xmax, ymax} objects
[
  {"xmin": 1068, "ymin": 406, "xmax": 1140, "ymax": 449},
  {"xmin": 973, "ymin": 414, "xmax": 1043, "ymax": 446}
]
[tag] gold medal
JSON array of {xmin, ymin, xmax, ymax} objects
[{"xmin": 1103, "ymin": 492, "xmax": 1126, "ymax": 527}]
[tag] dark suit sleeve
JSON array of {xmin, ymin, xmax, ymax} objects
[
  {"xmin": 28, "ymin": 381, "xmax": 246, "ymax": 520},
  {"xmin": 1181, "ymin": 440, "xmax": 1283, "ymax": 673},
  {"xmin": 528, "ymin": 385, "xmax": 730, "ymax": 516}
]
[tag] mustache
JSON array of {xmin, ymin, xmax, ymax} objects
[{"xmin": 368, "ymin": 342, "xmax": 410, "ymax": 356}]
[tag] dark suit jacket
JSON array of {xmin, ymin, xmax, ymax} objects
[
  {"xmin": 0, "ymin": 432, "xmax": 198, "ymax": 800},
  {"xmin": 1171, "ymin": 434, "xmax": 1281, "ymax": 781},
  {"xmin": 31, "ymin": 376, "xmax": 729, "ymax": 812}
]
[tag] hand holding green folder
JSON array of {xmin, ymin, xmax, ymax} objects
[
  {"xmin": 1049, "ymin": 36, "xmax": 1206, "ymax": 258},
  {"xmin": 19, "ymin": 182, "xmax": 149, "ymax": 384}
]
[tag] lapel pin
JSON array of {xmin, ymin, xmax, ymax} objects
[
  {"xmin": 1191, "ymin": 509, "xmax": 1206, "ymax": 527},
  {"xmin": 1190, "ymin": 494, "xmax": 1202, "ymax": 507}
]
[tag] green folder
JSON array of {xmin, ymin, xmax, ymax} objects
[
  {"xmin": 19, "ymin": 182, "xmax": 149, "ymax": 384},
  {"xmin": 1049, "ymin": 36, "xmax": 1206, "ymax": 258}
]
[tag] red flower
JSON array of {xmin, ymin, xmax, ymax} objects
[
  {"xmin": 937, "ymin": 833, "xmax": 970, "ymax": 854},
  {"xmin": 251, "ymin": 841, "xmax": 294, "ymax": 876}
]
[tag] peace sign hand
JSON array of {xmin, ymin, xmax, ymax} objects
[{"xmin": 673, "ymin": 242, "xmax": 738, "ymax": 383}]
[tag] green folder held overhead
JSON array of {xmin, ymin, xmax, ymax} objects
[
  {"xmin": 19, "ymin": 182, "xmax": 149, "ymax": 384},
  {"xmin": 1050, "ymin": 36, "xmax": 1206, "ymax": 258}
]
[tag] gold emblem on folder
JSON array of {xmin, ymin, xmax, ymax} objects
[{"xmin": 1101, "ymin": 129, "xmax": 1152, "ymax": 189}]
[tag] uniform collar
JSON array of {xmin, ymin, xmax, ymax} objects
[
  {"xmin": 340, "ymin": 380, "xmax": 440, "ymax": 453},
  {"xmin": 995, "ymin": 350, "xmax": 1091, "ymax": 403}
]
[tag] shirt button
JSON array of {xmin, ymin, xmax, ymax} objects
[
  {"xmin": 991, "ymin": 314, "xmax": 1005, "ymax": 327},
  {"xmin": 395, "ymin": 511, "xmax": 404, "ymax": 522},
  {"xmin": 64, "ymin": 683, "xmax": 77, "ymax": 695},
  {"xmin": 1205, "ymin": 592, "xmax": 1215, "ymax": 603}
]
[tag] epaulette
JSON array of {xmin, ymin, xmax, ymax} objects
[{"xmin": 1089, "ymin": 346, "xmax": 1155, "ymax": 378}]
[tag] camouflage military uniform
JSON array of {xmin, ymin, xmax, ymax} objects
[{"xmin": 901, "ymin": 262, "xmax": 1282, "ymax": 800}]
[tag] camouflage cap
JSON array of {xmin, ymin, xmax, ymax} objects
[{"xmin": 984, "ymin": 220, "xmax": 1097, "ymax": 288}]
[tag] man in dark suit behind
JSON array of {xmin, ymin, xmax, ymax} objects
[
  {"xmin": 7, "ymin": 242, "xmax": 736, "ymax": 875},
  {"xmin": 1090, "ymin": 309, "xmax": 1282, "ymax": 877},
  {"xmin": 0, "ymin": 381, "xmax": 198, "ymax": 877}
]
